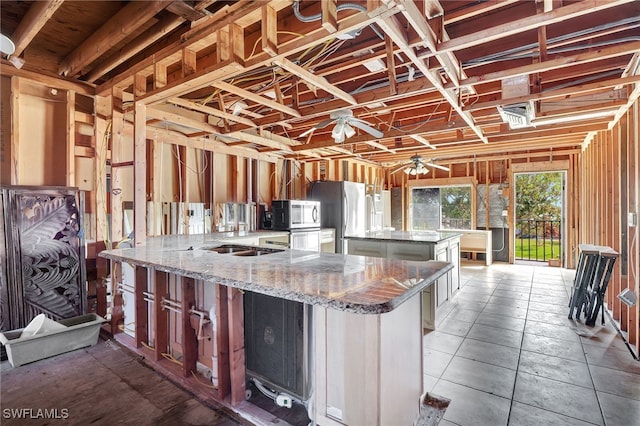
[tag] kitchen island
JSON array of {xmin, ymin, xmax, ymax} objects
[
  {"xmin": 100, "ymin": 233, "xmax": 452, "ymax": 425},
  {"xmin": 345, "ymin": 230, "xmax": 461, "ymax": 329}
]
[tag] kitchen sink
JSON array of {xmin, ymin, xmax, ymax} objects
[{"xmin": 204, "ymin": 244, "xmax": 284, "ymax": 256}]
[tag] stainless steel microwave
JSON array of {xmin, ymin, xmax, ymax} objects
[{"xmin": 271, "ymin": 200, "xmax": 321, "ymax": 230}]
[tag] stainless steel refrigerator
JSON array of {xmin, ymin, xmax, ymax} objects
[{"xmin": 308, "ymin": 181, "xmax": 366, "ymax": 253}]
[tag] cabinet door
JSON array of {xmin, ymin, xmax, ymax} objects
[
  {"xmin": 449, "ymin": 240, "xmax": 461, "ymax": 295},
  {"xmin": 346, "ymin": 240, "xmax": 386, "ymax": 258},
  {"xmin": 436, "ymin": 247, "xmax": 449, "ymax": 307},
  {"xmin": 386, "ymin": 242, "xmax": 429, "ymax": 261}
]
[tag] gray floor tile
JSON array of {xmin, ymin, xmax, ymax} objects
[
  {"xmin": 530, "ymin": 287, "xmax": 568, "ymax": 297},
  {"xmin": 441, "ymin": 356, "xmax": 516, "ymax": 398},
  {"xmin": 524, "ymin": 321, "xmax": 583, "ymax": 343},
  {"xmin": 455, "ymin": 292, "xmax": 492, "ymax": 304},
  {"xmin": 578, "ymin": 324, "xmax": 629, "ymax": 352},
  {"xmin": 424, "ymin": 348, "xmax": 454, "ymax": 378},
  {"xmin": 482, "ymin": 303, "xmax": 528, "ymax": 319},
  {"xmin": 583, "ymin": 345, "xmax": 640, "ymax": 375},
  {"xmin": 424, "ymin": 331, "xmax": 464, "ymax": 355},
  {"xmin": 526, "ymin": 310, "xmax": 579, "ymax": 327},
  {"xmin": 458, "ymin": 286, "xmax": 495, "ymax": 296},
  {"xmin": 488, "ymin": 296, "xmax": 530, "ymax": 309},
  {"xmin": 597, "ymin": 391, "xmax": 640, "ymax": 426},
  {"xmin": 445, "ymin": 307, "xmax": 481, "ymax": 323},
  {"xmin": 423, "ymin": 374, "xmax": 439, "ymax": 393},
  {"xmin": 455, "ymin": 338, "xmax": 520, "ymax": 370},
  {"xmin": 521, "ymin": 333, "xmax": 587, "ymax": 363},
  {"xmin": 467, "ymin": 324, "xmax": 523, "ymax": 349},
  {"xmin": 527, "ymin": 301, "xmax": 570, "ymax": 315},
  {"xmin": 531, "ymin": 293, "xmax": 569, "ymax": 306},
  {"xmin": 476, "ymin": 312, "xmax": 526, "ymax": 332},
  {"xmin": 437, "ymin": 420, "xmax": 461, "ymax": 426},
  {"xmin": 433, "ymin": 379, "xmax": 511, "ymax": 426},
  {"xmin": 508, "ymin": 401, "xmax": 596, "ymax": 426},
  {"xmin": 452, "ymin": 299, "xmax": 487, "ymax": 312},
  {"xmin": 518, "ymin": 350, "xmax": 593, "ymax": 388},
  {"xmin": 589, "ymin": 365, "xmax": 640, "ymax": 401},
  {"xmin": 513, "ymin": 372, "xmax": 603, "ymax": 425},
  {"xmin": 436, "ymin": 317, "xmax": 474, "ymax": 337},
  {"xmin": 492, "ymin": 290, "xmax": 531, "ymax": 301}
]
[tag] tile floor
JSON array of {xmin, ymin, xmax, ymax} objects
[{"xmin": 424, "ymin": 261, "xmax": 640, "ymax": 426}]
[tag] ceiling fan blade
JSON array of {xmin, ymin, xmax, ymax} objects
[
  {"xmin": 299, "ymin": 118, "xmax": 335, "ymax": 138},
  {"xmin": 349, "ymin": 119, "xmax": 384, "ymax": 138},
  {"xmin": 390, "ymin": 162, "xmax": 411, "ymax": 174},
  {"xmin": 299, "ymin": 128, "xmax": 315, "ymax": 138},
  {"xmin": 426, "ymin": 162, "xmax": 450, "ymax": 172}
]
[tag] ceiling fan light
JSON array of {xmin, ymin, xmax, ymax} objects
[
  {"xmin": 343, "ymin": 122, "xmax": 356, "ymax": 139},
  {"xmin": 332, "ymin": 121, "xmax": 344, "ymax": 141}
]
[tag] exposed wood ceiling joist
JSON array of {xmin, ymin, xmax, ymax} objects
[{"xmin": 1, "ymin": 0, "xmax": 637, "ymax": 166}]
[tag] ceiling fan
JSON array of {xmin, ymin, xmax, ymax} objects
[
  {"xmin": 299, "ymin": 109, "xmax": 383, "ymax": 143},
  {"xmin": 390, "ymin": 154, "xmax": 450, "ymax": 175}
]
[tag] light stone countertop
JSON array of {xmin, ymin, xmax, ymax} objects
[
  {"xmin": 99, "ymin": 233, "xmax": 452, "ymax": 314},
  {"xmin": 345, "ymin": 230, "xmax": 462, "ymax": 244}
]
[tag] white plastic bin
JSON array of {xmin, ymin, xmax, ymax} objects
[{"xmin": 0, "ymin": 314, "xmax": 106, "ymax": 367}]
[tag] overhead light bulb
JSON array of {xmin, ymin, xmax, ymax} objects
[
  {"xmin": 332, "ymin": 121, "xmax": 345, "ymax": 143},
  {"xmin": 343, "ymin": 123, "xmax": 356, "ymax": 139}
]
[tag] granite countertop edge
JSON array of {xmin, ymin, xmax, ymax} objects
[{"xmin": 100, "ymin": 249, "xmax": 453, "ymax": 315}]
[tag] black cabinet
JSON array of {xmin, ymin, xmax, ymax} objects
[{"xmin": 1, "ymin": 186, "xmax": 87, "ymax": 331}]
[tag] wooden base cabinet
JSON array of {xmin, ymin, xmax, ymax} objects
[
  {"xmin": 312, "ymin": 294, "xmax": 423, "ymax": 425},
  {"xmin": 346, "ymin": 236, "xmax": 460, "ymax": 329}
]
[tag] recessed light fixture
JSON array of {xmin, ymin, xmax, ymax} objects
[{"xmin": 363, "ymin": 58, "xmax": 386, "ymax": 73}]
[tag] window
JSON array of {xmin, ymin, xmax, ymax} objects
[{"xmin": 411, "ymin": 185, "xmax": 472, "ymax": 230}]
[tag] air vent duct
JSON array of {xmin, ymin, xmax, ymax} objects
[{"xmin": 497, "ymin": 101, "xmax": 535, "ymax": 129}]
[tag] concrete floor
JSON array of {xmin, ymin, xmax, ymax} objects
[
  {"xmin": 425, "ymin": 261, "xmax": 640, "ymax": 426},
  {"xmin": 1, "ymin": 338, "xmax": 243, "ymax": 425}
]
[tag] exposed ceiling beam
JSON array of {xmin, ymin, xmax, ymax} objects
[
  {"xmin": 453, "ymin": 40, "xmax": 640, "ymax": 89},
  {"xmin": 59, "ymin": 0, "xmax": 172, "ymax": 77},
  {"xmin": 150, "ymin": 125, "xmax": 280, "ymax": 163},
  {"xmin": 365, "ymin": 141, "xmax": 396, "ymax": 154},
  {"xmin": 398, "ymin": 0, "xmax": 467, "ymax": 89},
  {"xmin": 273, "ymin": 58, "xmax": 358, "ymax": 106},
  {"xmin": 167, "ymin": 97, "xmax": 257, "ymax": 127},
  {"xmin": 84, "ymin": 13, "xmax": 185, "ymax": 82},
  {"xmin": 0, "ymin": 58, "xmax": 95, "ymax": 95},
  {"xmin": 211, "ymin": 81, "xmax": 301, "ymax": 118},
  {"xmin": 444, "ymin": 0, "xmax": 520, "ymax": 25},
  {"xmin": 11, "ymin": 0, "xmax": 64, "ymax": 58},
  {"xmin": 437, "ymin": 0, "xmax": 636, "ymax": 53},
  {"xmin": 466, "ymin": 74, "xmax": 640, "ymax": 112},
  {"xmin": 224, "ymin": 129, "xmax": 295, "ymax": 153},
  {"xmin": 376, "ymin": 14, "xmax": 488, "ymax": 143}
]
